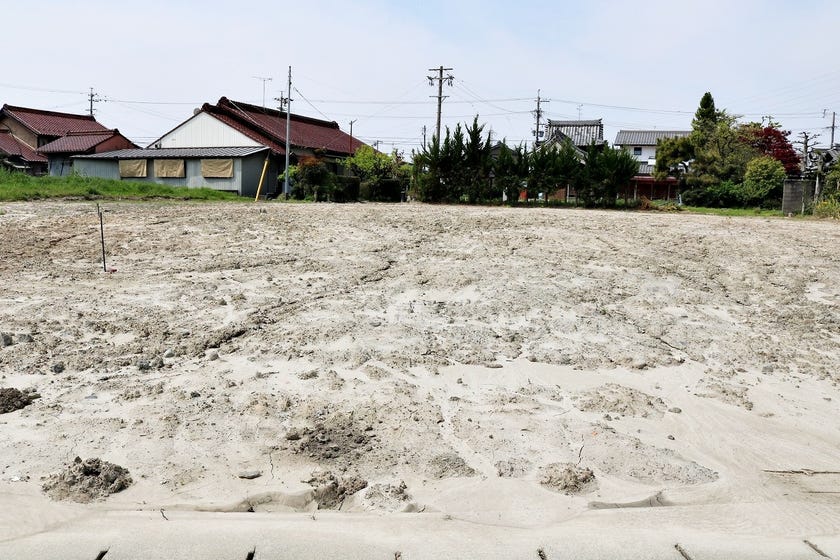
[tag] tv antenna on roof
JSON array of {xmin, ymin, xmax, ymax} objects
[{"xmin": 253, "ymin": 76, "xmax": 273, "ymax": 108}]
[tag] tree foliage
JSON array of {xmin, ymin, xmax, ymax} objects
[
  {"xmin": 493, "ymin": 143, "xmax": 528, "ymax": 202},
  {"xmin": 413, "ymin": 118, "xmax": 497, "ymax": 203},
  {"xmin": 738, "ymin": 123, "xmax": 800, "ymax": 176},
  {"xmin": 344, "ymin": 145, "xmax": 409, "ymax": 201},
  {"xmin": 413, "ymin": 119, "xmax": 639, "ymax": 207},
  {"xmin": 742, "ymin": 156, "xmax": 786, "ymax": 205},
  {"xmin": 577, "ymin": 144, "xmax": 639, "ymax": 207},
  {"xmin": 656, "ymin": 92, "xmax": 803, "ymax": 208}
]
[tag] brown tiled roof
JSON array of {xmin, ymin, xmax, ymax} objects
[
  {"xmin": 38, "ymin": 130, "xmax": 134, "ymax": 154},
  {"xmin": 208, "ymin": 97, "xmax": 365, "ymax": 156},
  {"xmin": 1, "ymin": 104, "xmax": 108, "ymax": 136},
  {"xmin": 0, "ymin": 131, "xmax": 47, "ymax": 162}
]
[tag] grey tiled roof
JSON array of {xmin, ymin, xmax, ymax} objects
[
  {"xmin": 615, "ymin": 130, "xmax": 691, "ymax": 146},
  {"xmin": 73, "ymin": 147, "xmax": 269, "ymax": 159},
  {"xmin": 545, "ymin": 119, "xmax": 604, "ymax": 147},
  {"xmin": 638, "ymin": 163, "xmax": 655, "ymax": 175}
]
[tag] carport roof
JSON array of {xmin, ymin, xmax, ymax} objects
[{"xmin": 73, "ymin": 147, "xmax": 269, "ymax": 159}]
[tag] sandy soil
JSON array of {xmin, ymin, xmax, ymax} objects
[{"xmin": 1, "ymin": 201, "xmax": 839, "ymax": 545}]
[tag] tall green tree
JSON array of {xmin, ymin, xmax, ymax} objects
[
  {"xmin": 693, "ymin": 92, "xmax": 719, "ymax": 139},
  {"xmin": 655, "ymin": 135, "xmax": 694, "ymax": 183},
  {"xmin": 577, "ymin": 144, "xmax": 639, "ymax": 207},
  {"xmin": 461, "ymin": 117, "xmax": 494, "ymax": 203},
  {"xmin": 493, "ymin": 143, "xmax": 528, "ymax": 202}
]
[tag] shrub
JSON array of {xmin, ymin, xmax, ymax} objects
[
  {"xmin": 361, "ymin": 178, "xmax": 403, "ymax": 202},
  {"xmin": 814, "ymin": 199, "xmax": 840, "ymax": 219},
  {"xmin": 332, "ymin": 176, "xmax": 360, "ymax": 202},
  {"xmin": 742, "ymin": 156, "xmax": 786, "ymax": 206}
]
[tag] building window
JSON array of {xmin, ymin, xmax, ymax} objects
[{"xmin": 633, "ymin": 147, "xmax": 643, "ymax": 156}]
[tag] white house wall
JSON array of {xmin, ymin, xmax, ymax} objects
[
  {"xmin": 618, "ymin": 145, "xmax": 658, "ymax": 163},
  {"xmin": 155, "ymin": 112, "xmax": 261, "ymax": 149}
]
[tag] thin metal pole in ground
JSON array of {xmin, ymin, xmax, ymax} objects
[{"xmin": 97, "ymin": 203, "xmax": 106, "ymax": 272}]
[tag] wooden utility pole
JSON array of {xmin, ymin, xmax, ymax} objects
[
  {"xmin": 427, "ymin": 66, "xmax": 453, "ymax": 143},
  {"xmin": 831, "ymin": 111, "xmax": 836, "ymax": 148}
]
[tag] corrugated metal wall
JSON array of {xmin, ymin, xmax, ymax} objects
[
  {"xmin": 75, "ymin": 159, "xmax": 120, "ymax": 180},
  {"xmin": 75, "ymin": 158, "xmax": 247, "ymax": 193},
  {"xmin": 156, "ymin": 112, "xmax": 261, "ymax": 149}
]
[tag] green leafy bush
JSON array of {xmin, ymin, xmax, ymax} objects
[
  {"xmin": 814, "ymin": 199, "xmax": 840, "ymax": 219},
  {"xmin": 742, "ymin": 156, "xmax": 786, "ymax": 206}
]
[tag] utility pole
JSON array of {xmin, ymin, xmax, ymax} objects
[
  {"xmin": 88, "ymin": 87, "xmax": 101, "ymax": 117},
  {"xmin": 532, "ymin": 89, "xmax": 549, "ymax": 146},
  {"xmin": 427, "ymin": 66, "xmax": 454, "ymax": 143},
  {"xmin": 274, "ymin": 67, "xmax": 293, "ymax": 198},
  {"xmin": 422, "ymin": 125, "xmax": 427, "ymax": 150},
  {"xmin": 253, "ymin": 76, "xmax": 273, "ymax": 108},
  {"xmin": 832, "ymin": 111, "xmax": 836, "ymax": 148},
  {"xmin": 348, "ymin": 119, "xmax": 357, "ymax": 154}
]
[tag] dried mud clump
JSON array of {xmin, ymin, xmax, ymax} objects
[
  {"xmin": 428, "ymin": 452, "xmax": 477, "ymax": 479},
  {"xmin": 42, "ymin": 457, "xmax": 132, "ymax": 502},
  {"xmin": 293, "ymin": 418, "xmax": 375, "ymax": 463},
  {"xmin": 306, "ymin": 470, "xmax": 368, "ymax": 510},
  {"xmin": 0, "ymin": 387, "xmax": 40, "ymax": 414},
  {"xmin": 575, "ymin": 384, "xmax": 667, "ymax": 418},
  {"xmin": 539, "ymin": 463, "xmax": 597, "ymax": 495},
  {"xmin": 361, "ymin": 481, "xmax": 417, "ymax": 512}
]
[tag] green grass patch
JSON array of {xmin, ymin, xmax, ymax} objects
[{"xmin": 0, "ymin": 169, "xmax": 242, "ymax": 201}]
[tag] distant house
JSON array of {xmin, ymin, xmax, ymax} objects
[
  {"xmin": 0, "ymin": 104, "xmax": 133, "ymax": 175},
  {"xmin": 147, "ymin": 97, "xmax": 366, "ymax": 195},
  {"xmin": 614, "ymin": 130, "xmax": 691, "ymax": 165},
  {"xmin": 544, "ymin": 119, "xmax": 605, "ymax": 151},
  {"xmin": 0, "ymin": 130, "xmax": 46, "ymax": 174},
  {"xmin": 40, "ymin": 130, "xmax": 136, "ymax": 176},
  {"xmin": 73, "ymin": 147, "xmax": 273, "ymax": 197},
  {"xmin": 614, "ymin": 130, "xmax": 691, "ymax": 200}
]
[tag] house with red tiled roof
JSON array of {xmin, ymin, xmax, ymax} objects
[
  {"xmin": 0, "ymin": 104, "xmax": 134, "ymax": 175},
  {"xmin": 0, "ymin": 130, "xmax": 47, "ymax": 173},
  {"xmin": 149, "ymin": 97, "xmax": 366, "ymax": 195},
  {"xmin": 39, "ymin": 130, "xmax": 136, "ymax": 176}
]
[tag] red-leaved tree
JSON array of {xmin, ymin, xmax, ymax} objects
[{"xmin": 738, "ymin": 123, "xmax": 800, "ymax": 176}]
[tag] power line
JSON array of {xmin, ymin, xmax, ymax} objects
[
  {"xmin": 293, "ymin": 86, "xmax": 331, "ymax": 121},
  {"xmin": 0, "ymin": 82, "xmax": 87, "ymax": 95}
]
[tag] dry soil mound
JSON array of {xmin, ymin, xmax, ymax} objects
[{"xmin": 42, "ymin": 457, "xmax": 132, "ymax": 502}]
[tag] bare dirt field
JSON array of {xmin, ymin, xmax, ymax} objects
[{"xmin": 1, "ymin": 201, "xmax": 839, "ymax": 555}]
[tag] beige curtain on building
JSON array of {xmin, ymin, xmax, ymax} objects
[
  {"xmin": 119, "ymin": 159, "xmax": 147, "ymax": 178},
  {"xmin": 154, "ymin": 159, "xmax": 185, "ymax": 178},
  {"xmin": 201, "ymin": 158, "xmax": 234, "ymax": 178}
]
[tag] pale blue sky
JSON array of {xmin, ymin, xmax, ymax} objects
[{"xmin": 3, "ymin": 1, "xmax": 838, "ymax": 153}]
